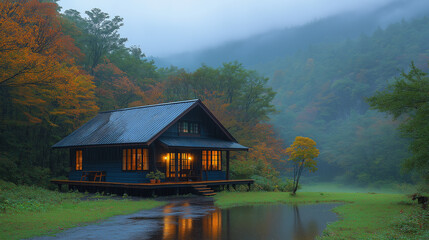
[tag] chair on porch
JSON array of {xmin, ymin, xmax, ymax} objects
[
  {"xmin": 93, "ymin": 171, "xmax": 106, "ymax": 182},
  {"xmin": 80, "ymin": 171, "xmax": 106, "ymax": 182},
  {"xmin": 80, "ymin": 172, "xmax": 89, "ymax": 181}
]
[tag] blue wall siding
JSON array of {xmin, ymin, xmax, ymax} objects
[
  {"xmin": 69, "ymin": 147, "xmax": 150, "ymax": 183},
  {"xmin": 202, "ymin": 171, "xmax": 226, "ymax": 181}
]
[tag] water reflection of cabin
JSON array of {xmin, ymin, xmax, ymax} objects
[{"xmin": 52, "ymin": 99, "xmax": 250, "ymax": 193}]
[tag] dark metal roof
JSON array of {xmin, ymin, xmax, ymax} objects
[
  {"xmin": 53, "ymin": 100, "xmax": 199, "ymax": 148},
  {"xmin": 159, "ymin": 137, "xmax": 248, "ymax": 151}
]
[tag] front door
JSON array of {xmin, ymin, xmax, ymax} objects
[{"xmin": 165, "ymin": 152, "xmax": 194, "ymax": 181}]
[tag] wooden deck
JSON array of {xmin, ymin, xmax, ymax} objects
[{"xmin": 51, "ymin": 179, "xmax": 254, "ymax": 196}]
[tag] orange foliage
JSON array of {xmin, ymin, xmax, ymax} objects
[
  {"xmin": 199, "ymin": 91, "xmax": 238, "ymax": 130},
  {"xmin": 236, "ymin": 123, "xmax": 287, "ymax": 172},
  {"xmin": 139, "ymin": 82, "xmax": 166, "ymax": 105},
  {"xmin": 93, "ymin": 60, "xmax": 140, "ymax": 110},
  {"xmin": 0, "ymin": 0, "xmax": 78, "ymax": 86},
  {"xmin": 0, "ymin": 0, "xmax": 97, "ymax": 125}
]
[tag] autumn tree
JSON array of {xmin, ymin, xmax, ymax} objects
[
  {"xmin": 286, "ymin": 136, "xmax": 319, "ymax": 195},
  {"xmin": 0, "ymin": 0, "xmax": 96, "ymax": 123},
  {"xmin": 92, "ymin": 59, "xmax": 142, "ymax": 110},
  {"xmin": 367, "ymin": 62, "xmax": 429, "ymax": 182}
]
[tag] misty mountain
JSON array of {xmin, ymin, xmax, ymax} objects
[
  {"xmin": 261, "ymin": 14, "xmax": 429, "ymax": 184},
  {"xmin": 157, "ymin": 0, "xmax": 429, "ymax": 70}
]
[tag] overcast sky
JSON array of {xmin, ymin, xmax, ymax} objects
[{"xmin": 59, "ymin": 0, "xmax": 398, "ymax": 57}]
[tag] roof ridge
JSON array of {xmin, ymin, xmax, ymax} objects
[{"xmin": 99, "ymin": 99, "xmax": 200, "ymax": 113}]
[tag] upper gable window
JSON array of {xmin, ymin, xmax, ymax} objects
[{"xmin": 179, "ymin": 121, "xmax": 199, "ymax": 135}]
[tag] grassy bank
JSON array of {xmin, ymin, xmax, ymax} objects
[
  {"xmin": 214, "ymin": 192, "xmax": 428, "ymax": 239},
  {"xmin": 0, "ymin": 182, "xmax": 164, "ymax": 239}
]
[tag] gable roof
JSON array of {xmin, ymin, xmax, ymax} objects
[{"xmin": 52, "ymin": 99, "xmax": 238, "ymax": 148}]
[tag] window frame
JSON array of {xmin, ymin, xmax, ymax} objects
[
  {"xmin": 122, "ymin": 148, "xmax": 149, "ymax": 171},
  {"xmin": 178, "ymin": 121, "xmax": 200, "ymax": 136},
  {"xmin": 202, "ymin": 150, "xmax": 222, "ymax": 171}
]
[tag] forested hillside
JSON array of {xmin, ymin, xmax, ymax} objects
[
  {"xmin": 0, "ymin": 1, "xmax": 285, "ymax": 188},
  {"xmin": 258, "ymin": 16, "xmax": 429, "ymax": 186}
]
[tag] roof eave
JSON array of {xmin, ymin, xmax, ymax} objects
[{"xmin": 51, "ymin": 142, "xmax": 150, "ymax": 149}]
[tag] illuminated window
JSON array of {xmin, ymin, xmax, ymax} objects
[
  {"xmin": 122, "ymin": 148, "xmax": 149, "ymax": 171},
  {"xmin": 202, "ymin": 151, "xmax": 206, "ymax": 170},
  {"xmin": 137, "ymin": 149, "xmax": 142, "ymax": 170},
  {"xmin": 181, "ymin": 153, "xmax": 192, "ymax": 170},
  {"xmin": 165, "ymin": 153, "xmax": 193, "ymax": 178},
  {"xmin": 75, "ymin": 150, "xmax": 82, "ymax": 170},
  {"xmin": 202, "ymin": 151, "xmax": 221, "ymax": 171},
  {"xmin": 127, "ymin": 149, "xmax": 131, "ymax": 170}
]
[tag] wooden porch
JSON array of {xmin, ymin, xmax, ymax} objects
[{"xmin": 51, "ymin": 179, "xmax": 254, "ymax": 196}]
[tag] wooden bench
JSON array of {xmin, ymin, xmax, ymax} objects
[{"xmin": 80, "ymin": 171, "xmax": 106, "ymax": 182}]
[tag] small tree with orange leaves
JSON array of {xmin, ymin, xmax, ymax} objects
[{"xmin": 286, "ymin": 136, "xmax": 319, "ymax": 195}]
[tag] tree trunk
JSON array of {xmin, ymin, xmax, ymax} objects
[{"xmin": 292, "ymin": 159, "xmax": 305, "ymax": 195}]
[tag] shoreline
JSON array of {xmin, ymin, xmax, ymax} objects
[
  {"xmin": 0, "ymin": 195, "xmax": 165, "ymax": 240},
  {"xmin": 213, "ymin": 191, "xmax": 427, "ymax": 239}
]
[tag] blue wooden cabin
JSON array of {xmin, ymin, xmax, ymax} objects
[{"xmin": 52, "ymin": 99, "xmax": 248, "ymax": 184}]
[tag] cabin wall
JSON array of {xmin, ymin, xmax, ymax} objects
[
  {"xmin": 202, "ymin": 171, "xmax": 226, "ymax": 181},
  {"xmin": 68, "ymin": 146, "xmax": 228, "ymax": 183},
  {"xmin": 69, "ymin": 147, "xmax": 150, "ymax": 183}
]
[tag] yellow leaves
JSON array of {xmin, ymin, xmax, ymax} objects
[
  {"xmin": 48, "ymin": 64, "xmax": 98, "ymax": 124},
  {"xmin": 286, "ymin": 136, "xmax": 320, "ymax": 172}
]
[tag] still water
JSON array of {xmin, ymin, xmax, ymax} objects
[{"xmin": 32, "ymin": 197, "xmax": 339, "ymax": 240}]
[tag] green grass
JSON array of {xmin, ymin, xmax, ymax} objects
[
  {"xmin": 214, "ymin": 191, "xmax": 428, "ymax": 239},
  {"xmin": 299, "ymin": 181, "xmax": 417, "ymax": 194},
  {"xmin": 0, "ymin": 182, "xmax": 164, "ymax": 239}
]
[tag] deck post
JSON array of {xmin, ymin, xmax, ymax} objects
[
  {"xmin": 57, "ymin": 184, "xmax": 61, "ymax": 192},
  {"xmin": 175, "ymin": 150, "xmax": 178, "ymax": 182},
  {"xmin": 226, "ymin": 151, "xmax": 230, "ymax": 180},
  {"xmin": 248, "ymin": 183, "xmax": 251, "ymax": 192}
]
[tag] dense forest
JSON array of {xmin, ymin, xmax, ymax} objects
[{"xmin": 0, "ymin": 0, "xmax": 285, "ymax": 189}]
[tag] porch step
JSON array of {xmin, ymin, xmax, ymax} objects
[
  {"xmin": 192, "ymin": 185, "xmax": 216, "ymax": 196},
  {"xmin": 202, "ymin": 192, "xmax": 216, "ymax": 196}
]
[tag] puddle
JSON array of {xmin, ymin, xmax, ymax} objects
[{"xmin": 30, "ymin": 197, "xmax": 339, "ymax": 240}]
